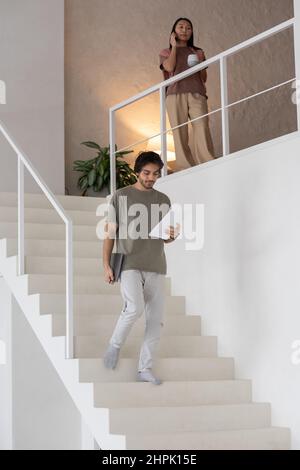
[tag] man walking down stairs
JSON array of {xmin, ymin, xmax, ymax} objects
[{"xmin": 102, "ymin": 151, "xmax": 179, "ymax": 385}]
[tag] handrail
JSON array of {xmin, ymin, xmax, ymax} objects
[
  {"xmin": 115, "ymin": 76, "xmax": 296, "ymax": 155},
  {"xmin": 110, "ymin": 19, "xmax": 294, "ymax": 112},
  {"xmin": 0, "ymin": 120, "xmax": 74, "ymax": 359},
  {"xmin": 109, "ymin": 17, "xmax": 296, "ymax": 193}
]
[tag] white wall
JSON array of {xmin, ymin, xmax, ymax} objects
[
  {"xmin": 155, "ymin": 131, "xmax": 300, "ymax": 449},
  {"xmin": 11, "ymin": 295, "xmax": 82, "ymax": 450},
  {"xmin": 0, "ymin": 0, "xmax": 65, "ymax": 194},
  {"xmin": 0, "ymin": 278, "xmax": 83, "ymax": 450},
  {"xmin": 0, "ymin": 279, "xmax": 13, "ymax": 450}
]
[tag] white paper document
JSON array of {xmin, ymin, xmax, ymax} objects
[{"xmin": 149, "ymin": 206, "xmax": 181, "ymax": 240}]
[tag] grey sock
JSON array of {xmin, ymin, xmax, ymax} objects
[
  {"xmin": 137, "ymin": 369, "xmax": 162, "ymax": 385},
  {"xmin": 103, "ymin": 343, "xmax": 120, "ymax": 369}
]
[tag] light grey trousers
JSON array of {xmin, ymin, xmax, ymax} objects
[{"xmin": 109, "ymin": 269, "xmax": 166, "ymax": 372}]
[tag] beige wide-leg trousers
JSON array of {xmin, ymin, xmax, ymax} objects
[{"xmin": 166, "ymin": 92, "xmax": 215, "ymax": 171}]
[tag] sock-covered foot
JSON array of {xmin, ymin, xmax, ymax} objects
[
  {"xmin": 103, "ymin": 343, "xmax": 120, "ymax": 369},
  {"xmin": 137, "ymin": 369, "xmax": 162, "ymax": 385}
]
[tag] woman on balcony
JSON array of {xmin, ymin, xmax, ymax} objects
[{"xmin": 159, "ymin": 17, "xmax": 216, "ymax": 171}]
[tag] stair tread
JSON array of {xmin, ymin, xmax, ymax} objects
[
  {"xmin": 110, "ymin": 402, "xmax": 269, "ymax": 410},
  {"xmin": 94, "ymin": 379, "xmax": 250, "ymax": 386},
  {"xmin": 124, "ymin": 426, "xmax": 290, "ymax": 450},
  {"xmin": 0, "ymin": 205, "xmax": 101, "ymax": 215},
  {"xmin": 4, "ymin": 237, "xmax": 102, "ymax": 246}
]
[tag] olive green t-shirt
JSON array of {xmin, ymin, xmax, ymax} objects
[{"xmin": 106, "ymin": 185, "xmax": 171, "ymax": 274}]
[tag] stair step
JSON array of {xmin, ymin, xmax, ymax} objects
[
  {"xmin": 25, "ymin": 273, "xmax": 120, "ymax": 295},
  {"xmin": 109, "ymin": 403, "xmax": 271, "ymax": 434},
  {"xmin": 37, "ymin": 293, "xmax": 185, "ymax": 316},
  {"xmin": 125, "ymin": 426, "xmax": 290, "ymax": 450},
  {"xmin": 78, "ymin": 357, "xmax": 235, "ymax": 383},
  {"xmin": 0, "ymin": 191, "xmax": 106, "ymax": 211},
  {"xmin": 0, "ymin": 222, "xmax": 100, "ymax": 241},
  {"xmin": 52, "ymin": 312, "xmax": 201, "ymax": 336},
  {"xmin": 25, "ymin": 255, "xmax": 104, "ymax": 274},
  {"xmin": 0, "ymin": 205, "xmax": 103, "ymax": 225},
  {"xmin": 94, "ymin": 379, "xmax": 251, "ymax": 408},
  {"xmin": 76, "ymin": 335, "xmax": 216, "ymax": 358},
  {"xmin": 5, "ymin": 237, "xmax": 103, "ymax": 258},
  {"xmin": 24, "ymin": 273, "xmax": 171, "ymax": 295}
]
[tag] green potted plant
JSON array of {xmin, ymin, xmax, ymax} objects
[{"xmin": 73, "ymin": 141, "xmax": 137, "ymax": 196}]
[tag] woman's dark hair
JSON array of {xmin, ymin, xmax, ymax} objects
[
  {"xmin": 134, "ymin": 151, "xmax": 164, "ymax": 174},
  {"xmin": 169, "ymin": 17, "xmax": 200, "ymax": 50}
]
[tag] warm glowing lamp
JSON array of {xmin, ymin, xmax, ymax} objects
[{"xmin": 146, "ymin": 134, "xmax": 176, "ymax": 162}]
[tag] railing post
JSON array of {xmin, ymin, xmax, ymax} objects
[
  {"xmin": 109, "ymin": 108, "xmax": 116, "ymax": 194},
  {"xmin": 66, "ymin": 221, "xmax": 74, "ymax": 359},
  {"xmin": 220, "ymin": 56, "xmax": 230, "ymax": 156},
  {"xmin": 17, "ymin": 154, "xmax": 24, "ymax": 276},
  {"xmin": 160, "ymin": 86, "xmax": 167, "ymax": 177},
  {"xmin": 293, "ymin": 0, "xmax": 300, "ymax": 133}
]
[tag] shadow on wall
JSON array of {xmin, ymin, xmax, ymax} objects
[{"xmin": 0, "ymin": 80, "xmax": 6, "ymax": 105}]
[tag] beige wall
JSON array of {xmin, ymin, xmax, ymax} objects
[
  {"xmin": 0, "ymin": 0, "xmax": 65, "ymax": 194},
  {"xmin": 65, "ymin": 0, "xmax": 296, "ymax": 196}
]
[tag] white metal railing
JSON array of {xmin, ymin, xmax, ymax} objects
[
  {"xmin": 0, "ymin": 120, "xmax": 74, "ymax": 359},
  {"xmin": 109, "ymin": 17, "xmax": 297, "ymax": 194}
]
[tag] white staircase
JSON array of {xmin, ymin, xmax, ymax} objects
[{"xmin": 0, "ymin": 191, "xmax": 291, "ymax": 449}]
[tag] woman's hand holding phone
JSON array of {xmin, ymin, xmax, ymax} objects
[{"xmin": 170, "ymin": 32, "xmax": 178, "ymax": 48}]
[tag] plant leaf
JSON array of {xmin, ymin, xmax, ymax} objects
[
  {"xmin": 88, "ymin": 169, "xmax": 97, "ymax": 186},
  {"xmin": 96, "ymin": 174, "xmax": 103, "ymax": 190},
  {"xmin": 81, "ymin": 141, "xmax": 102, "ymax": 151},
  {"xmin": 116, "ymin": 150, "xmax": 134, "ymax": 156}
]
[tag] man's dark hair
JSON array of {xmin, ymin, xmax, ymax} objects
[{"xmin": 134, "ymin": 151, "xmax": 164, "ymax": 174}]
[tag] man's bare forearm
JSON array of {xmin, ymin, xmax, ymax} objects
[{"xmin": 103, "ymin": 237, "xmax": 115, "ymax": 268}]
